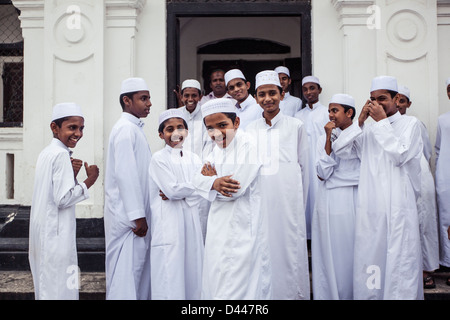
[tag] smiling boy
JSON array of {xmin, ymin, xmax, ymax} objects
[
  {"xmin": 104, "ymin": 77, "xmax": 153, "ymax": 300},
  {"xmin": 224, "ymin": 69, "xmax": 262, "ymax": 130},
  {"xmin": 274, "ymin": 66, "xmax": 302, "ymax": 117},
  {"xmin": 149, "ymin": 109, "xmax": 204, "ymax": 299},
  {"xmin": 311, "ymin": 94, "xmax": 361, "ymax": 300},
  {"xmin": 193, "ymin": 98, "xmax": 271, "ymax": 300},
  {"xmin": 29, "ymin": 102, "xmax": 99, "ymax": 300},
  {"xmin": 246, "ymin": 70, "xmax": 310, "ymax": 300},
  {"xmin": 294, "ymin": 76, "xmax": 329, "ymax": 239},
  {"xmin": 335, "ymin": 76, "xmax": 424, "ymax": 300}
]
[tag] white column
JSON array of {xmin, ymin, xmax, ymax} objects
[{"xmin": 438, "ymin": 0, "xmax": 450, "ymax": 116}]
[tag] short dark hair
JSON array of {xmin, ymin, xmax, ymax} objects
[
  {"xmin": 203, "ymin": 112, "xmax": 237, "ymax": 126},
  {"xmin": 158, "ymin": 118, "xmax": 189, "ymax": 134},
  {"xmin": 341, "ymin": 104, "xmax": 356, "ymax": 120},
  {"xmin": 119, "ymin": 91, "xmax": 139, "ymax": 110},
  {"xmin": 52, "ymin": 117, "xmax": 71, "ymax": 128},
  {"xmin": 387, "ymin": 90, "xmax": 398, "ymax": 99}
]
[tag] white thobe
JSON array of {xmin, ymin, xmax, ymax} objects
[
  {"xmin": 235, "ymin": 95, "xmax": 263, "ymax": 130},
  {"xmin": 104, "ymin": 112, "xmax": 152, "ymax": 300},
  {"xmin": 295, "ymin": 102, "xmax": 329, "ymax": 238},
  {"xmin": 246, "ymin": 112, "xmax": 310, "ymax": 300},
  {"xmin": 311, "ymin": 123, "xmax": 361, "ymax": 300},
  {"xmin": 179, "ymin": 105, "xmax": 214, "ymax": 241},
  {"xmin": 193, "ymin": 130, "xmax": 272, "ymax": 300},
  {"xmin": 436, "ymin": 111, "xmax": 450, "ymax": 267},
  {"xmin": 29, "ymin": 138, "xmax": 89, "ymax": 300},
  {"xmin": 200, "ymin": 92, "xmax": 235, "ymax": 105},
  {"xmin": 280, "ymin": 92, "xmax": 302, "ymax": 117},
  {"xmin": 149, "ymin": 145, "xmax": 204, "ymax": 300},
  {"xmin": 335, "ymin": 112, "xmax": 423, "ymax": 300},
  {"xmin": 414, "ymin": 120, "xmax": 439, "ymax": 272}
]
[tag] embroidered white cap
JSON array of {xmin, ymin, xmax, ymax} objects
[
  {"xmin": 201, "ymin": 98, "xmax": 236, "ymax": 119},
  {"xmin": 158, "ymin": 108, "xmax": 187, "ymax": 126},
  {"xmin": 181, "ymin": 79, "xmax": 202, "ymax": 91},
  {"xmin": 398, "ymin": 85, "xmax": 411, "ymax": 100},
  {"xmin": 329, "ymin": 94, "xmax": 355, "ymax": 108},
  {"xmin": 302, "ymin": 75, "xmax": 320, "ymax": 86},
  {"xmin": 274, "ymin": 66, "xmax": 290, "ymax": 77},
  {"xmin": 51, "ymin": 102, "xmax": 84, "ymax": 121},
  {"xmin": 371, "ymin": 76, "xmax": 398, "ymax": 93},
  {"xmin": 120, "ymin": 77, "xmax": 150, "ymax": 95},
  {"xmin": 255, "ymin": 70, "xmax": 281, "ymax": 90},
  {"xmin": 224, "ymin": 69, "xmax": 246, "ymax": 86}
]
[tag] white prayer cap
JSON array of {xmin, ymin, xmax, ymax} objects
[
  {"xmin": 51, "ymin": 102, "xmax": 84, "ymax": 121},
  {"xmin": 370, "ymin": 76, "xmax": 398, "ymax": 93},
  {"xmin": 302, "ymin": 75, "xmax": 320, "ymax": 86},
  {"xmin": 397, "ymin": 85, "xmax": 411, "ymax": 100},
  {"xmin": 181, "ymin": 79, "xmax": 201, "ymax": 91},
  {"xmin": 446, "ymin": 77, "xmax": 450, "ymax": 87},
  {"xmin": 329, "ymin": 94, "xmax": 355, "ymax": 108},
  {"xmin": 120, "ymin": 77, "xmax": 149, "ymax": 95},
  {"xmin": 255, "ymin": 70, "xmax": 281, "ymax": 90},
  {"xmin": 274, "ymin": 66, "xmax": 290, "ymax": 77},
  {"xmin": 224, "ymin": 69, "xmax": 246, "ymax": 86},
  {"xmin": 201, "ymin": 98, "xmax": 236, "ymax": 119},
  {"xmin": 158, "ymin": 108, "xmax": 187, "ymax": 126}
]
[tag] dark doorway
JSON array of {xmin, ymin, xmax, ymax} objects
[{"xmin": 167, "ymin": 0, "xmax": 312, "ymax": 108}]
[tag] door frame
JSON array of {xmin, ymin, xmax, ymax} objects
[{"xmin": 167, "ymin": 1, "xmax": 312, "ymax": 107}]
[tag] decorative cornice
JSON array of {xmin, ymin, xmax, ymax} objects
[
  {"xmin": 331, "ymin": 0, "xmax": 376, "ymax": 28},
  {"xmin": 11, "ymin": 0, "xmax": 45, "ymax": 29}
]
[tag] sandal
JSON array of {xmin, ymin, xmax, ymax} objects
[{"xmin": 424, "ymin": 275, "xmax": 436, "ymax": 289}]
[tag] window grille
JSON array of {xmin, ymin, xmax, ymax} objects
[{"xmin": 0, "ymin": 3, "xmax": 23, "ymax": 127}]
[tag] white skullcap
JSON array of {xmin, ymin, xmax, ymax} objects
[
  {"xmin": 446, "ymin": 77, "xmax": 450, "ymax": 87},
  {"xmin": 371, "ymin": 76, "xmax": 398, "ymax": 93},
  {"xmin": 224, "ymin": 69, "xmax": 246, "ymax": 86},
  {"xmin": 120, "ymin": 77, "xmax": 149, "ymax": 95},
  {"xmin": 329, "ymin": 94, "xmax": 355, "ymax": 108},
  {"xmin": 274, "ymin": 66, "xmax": 290, "ymax": 77},
  {"xmin": 255, "ymin": 70, "xmax": 281, "ymax": 90},
  {"xmin": 201, "ymin": 98, "xmax": 236, "ymax": 119},
  {"xmin": 397, "ymin": 85, "xmax": 411, "ymax": 100},
  {"xmin": 181, "ymin": 79, "xmax": 201, "ymax": 91},
  {"xmin": 302, "ymin": 75, "xmax": 320, "ymax": 86},
  {"xmin": 158, "ymin": 108, "xmax": 187, "ymax": 126},
  {"xmin": 51, "ymin": 102, "xmax": 84, "ymax": 121}
]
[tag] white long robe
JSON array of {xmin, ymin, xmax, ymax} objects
[
  {"xmin": 295, "ymin": 102, "xmax": 329, "ymax": 238},
  {"xmin": 193, "ymin": 130, "xmax": 272, "ymax": 300},
  {"xmin": 149, "ymin": 145, "xmax": 204, "ymax": 300},
  {"xmin": 436, "ymin": 111, "xmax": 450, "ymax": 267},
  {"xmin": 235, "ymin": 95, "xmax": 263, "ymax": 130},
  {"xmin": 29, "ymin": 138, "xmax": 89, "ymax": 300},
  {"xmin": 179, "ymin": 105, "xmax": 214, "ymax": 240},
  {"xmin": 414, "ymin": 120, "xmax": 439, "ymax": 272},
  {"xmin": 335, "ymin": 112, "xmax": 424, "ymax": 300},
  {"xmin": 311, "ymin": 123, "xmax": 361, "ymax": 300},
  {"xmin": 104, "ymin": 112, "xmax": 152, "ymax": 300},
  {"xmin": 279, "ymin": 92, "xmax": 302, "ymax": 117},
  {"xmin": 246, "ymin": 112, "xmax": 310, "ymax": 300}
]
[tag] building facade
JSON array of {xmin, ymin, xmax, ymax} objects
[{"xmin": 1, "ymin": 0, "xmax": 449, "ymax": 218}]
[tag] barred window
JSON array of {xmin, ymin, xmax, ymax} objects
[{"xmin": 0, "ymin": 2, "xmax": 23, "ymax": 127}]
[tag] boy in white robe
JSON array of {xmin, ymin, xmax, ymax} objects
[
  {"xmin": 274, "ymin": 66, "xmax": 302, "ymax": 117},
  {"xmin": 436, "ymin": 77, "xmax": 450, "ymax": 287},
  {"xmin": 149, "ymin": 109, "xmax": 204, "ymax": 300},
  {"xmin": 224, "ymin": 69, "xmax": 262, "ymax": 130},
  {"xmin": 104, "ymin": 78, "xmax": 153, "ymax": 300},
  {"xmin": 295, "ymin": 76, "xmax": 329, "ymax": 239},
  {"xmin": 311, "ymin": 94, "xmax": 360, "ymax": 300},
  {"xmin": 397, "ymin": 85, "xmax": 440, "ymax": 289},
  {"xmin": 29, "ymin": 103, "xmax": 99, "ymax": 300},
  {"xmin": 335, "ymin": 76, "xmax": 424, "ymax": 300},
  {"xmin": 246, "ymin": 70, "xmax": 309, "ymax": 300},
  {"xmin": 193, "ymin": 98, "xmax": 272, "ymax": 300}
]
